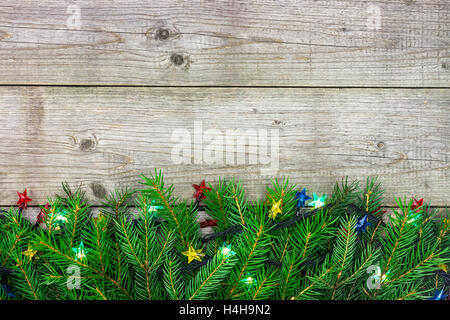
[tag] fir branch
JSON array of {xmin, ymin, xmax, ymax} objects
[
  {"xmin": 14, "ymin": 263, "xmax": 38, "ymax": 299},
  {"xmin": 164, "ymin": 257, "xmax": 183, "ymax": 300},
  {"xmin": 293, "ymin": 260, "xmax": 336, "ymax": 300},
  {"xmin": 279, "ymin": 233, "xmax": 292, "ymax": 263},
  {"xmin": 229, "ymin": 182, "xmax": 246, "ymax": 226},
  {"xmin": 382, "ymin": 199, "xmax": 419, "ymax": 273},
  {"xmin": 0, "ymin": 172, "xmax": 446, "ymax": 300},
  {"xmin": 140, "ymin": 171, "xmax": 190, "ymax": 250},
  {"xmin": 226, "ymin": 210, "xmax": 269, "ymax": 299},
  {"xmin": 204, "ymin": 179, "xmax": 229, "ymax": 230},
  {"xmin": 187, "ymin": 253, "xmax": 237, "ymax": 300},
  {"xmin": 94, "ymin": 287, "xmax": 108, "ymax": 300},
  {"xmin": 330, "ymin": 217, "xmax": 358, "ymax": 299},
  {"xmin": 36, "ymin": 240, "xmax": 133, "ymax": 299}
]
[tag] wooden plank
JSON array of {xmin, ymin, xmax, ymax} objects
[
  {"xmin": 0, "ymin": 0, "xmax": 448, "ymax": 86},
  {"xmin": 0, "ymin": 87, "xmax": 449, "ymax": 206}
]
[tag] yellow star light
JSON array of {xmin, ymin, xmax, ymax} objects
[
  {"xmin": 443, "ymin": 218, "xmax": 450, "ymax": 228},
  {"xmin": 438, "ymin": 264, "xmax": 448, "ymax": 273},
  {"xmin": 93, "ymin": 211, "xmax": 106, "ymax": 223},
  {"xmin": 269, "ymin": 199, "xmax": 282, "ymax": 220},
  {"xmin": 23, "ymin": 245, "xmax": 38, "ymax": 261},
  {"xmin": 182, "ymin": 246, "xmax": 204, "ymax": 264}
]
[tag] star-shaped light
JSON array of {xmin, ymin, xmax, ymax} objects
[
  {"xmin": 308, "ymin": 193, "xmax": 326, "ymax": 209},
  {"xmin": 49, "ymin": 209, "xmax": 69, "ymax": 230},
  {"xmin": 17, "ymin": 189, "xmax": 32, "ymax": 209},
  {"xmin": 23, "ymin": 245, "xmax": 38, "ymax": 261},
  {"xmin": 355, "ymin": 215, "xmax": 372, "ymax": 234},
  {"xmin": 220, "ymin": 242, "xmax": 236, "ymax": 258},
  {"xmin": 428, "ymin": 289, "xmax": 448, "ymax": 300},
  {"xmin": 295, "ymin": 188, "xmax": 311, "ymax": 208},
  {"xmin": 72, "ymin": 241, "xmax": 90, "ymax": 262},
  {"xmin": 147, "ymin": 200, "xmax": 163, "ymax": 219},
  {"xmin": 1, "ymin": 284, "xmax": 15, "ymax": 298},
  {"xmin": 93, "ymin": 211, "xmax": 106, "ymax": 223},
  {"xmin": 55, "ymin": 215, "xmax": 68, "ymax": 224},
  {"xmin": 240, "ymin": 274, "xmax": 257, "ymax": 290},
  {"xmin": 199, "ymin": 219, "xmax": 218, "ymax": 228},
  {"xmin": 411, "ymin": 198, "xmax": 424, "ymax": 211},
  {"xmin": 242, "ymin": 276, "xmax": 255, "ymax": 285},
  {"xmin": 268, "ymin": 199, "xmax": 282, "ymax": 220},
  {"xmin": 36, "ymin": 203, "xmax": 50, "ymax": 223},
  {"xmin": 407, "ymin": 210, "xmax": 422, "ymax": 225},
  {"xmin": 374, "ymin": 270, "xmax": 390, "ymax": 284},
  {"xmin": 193, "ymin": 180, "xmax": 211, "ymax": 200},
  {"xmin": 182, "ymin": 245, "xmax": 205, "ymax": 264},
  {"xmin": 438, "ymin": 264, "xmax": 448, "ymax": 273},
  {"xmin": 444, "ymin": 217, "xmax": 450, "ymax": 228}
]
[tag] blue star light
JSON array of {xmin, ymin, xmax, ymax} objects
[
  {"xmin": 295, "ymin": 188, "xmax": 312, "ymax": 208},
  {"xmin": 428, "ymin": 289, "xmax": 448, "ymax": 300},
  {"xmin": 1, "ymin": 284, "xmax": 15, "ymax": 298},
  {"xmin": 355, "ymin": 215, "xmax": 372, "ymax": 234}
]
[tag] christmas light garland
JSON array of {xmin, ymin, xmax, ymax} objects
[{"xmin": 0, "ymin": 176, "xmax": 448, "ymax": 300}]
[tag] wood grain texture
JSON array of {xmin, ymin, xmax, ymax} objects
[
  {"xmin": 0, "ymin": 87, "xmax": 449, "ymax": 206},
  {"xmin": 0, "ymin": 0, "xmax": 448, "ymax": 86}
]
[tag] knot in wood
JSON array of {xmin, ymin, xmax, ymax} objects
[
  {"xmin": 91, "ymin": 183, "xmax": 107, "ymax": 199},
  {"xmin": 170, "ymin": 53, "xmax": 184, "ymax": 66},
  {"xmin": 156, "ymin": 28, "xmax": 170, "ymax": 40},
  {"xmin": 80, "ymin": 138, "xmax": 96, "ymax": 151}
]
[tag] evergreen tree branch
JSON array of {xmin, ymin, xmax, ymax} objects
[
  {"xmin": 187, "ymin": 253, "xmax": 237, "ymax": 300},
  {"xmin": 36, "ymin": 240, "xmax": 133, "ymax": 299}
]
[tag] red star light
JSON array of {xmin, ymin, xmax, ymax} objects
[
  {"xmin": 199, "ymin": 219, "xmax": 218, "ymax": 228},
  {"xmin": 17, "ymin": 189, "xmax": 32, "ymax": 209},
  {"xmin": 193, "ymin": 180, "xmax": 211, "ymax": 200},
  {"xmin": 411, "ymin": 198, "xmax": 424, "ymax": 211},
  {"xmin": 37, "ymin": 203, "xmax": 50, "ymax": 223}
]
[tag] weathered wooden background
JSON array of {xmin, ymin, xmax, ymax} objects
[{"xmin": 0, "ymin": 0, "xmax": 449, "ymax": 209}]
